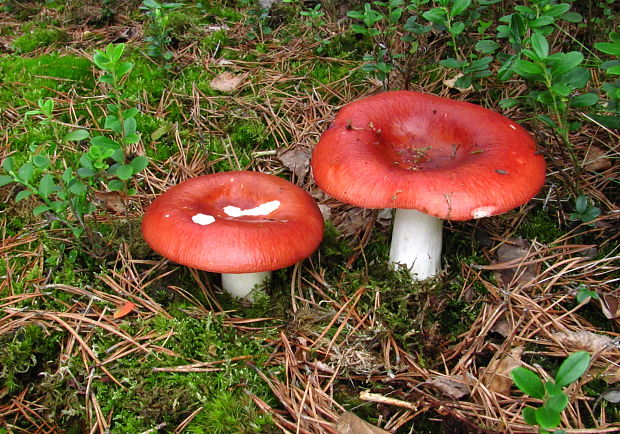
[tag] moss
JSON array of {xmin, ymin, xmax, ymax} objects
[
  {"xmin": 12, "ymin": 26, "xmax": 67, "ymax": 52},
  {"xmin": 0, "ymin": 54, "xmax": 93, "ymax": 107},
  {"xmin": 88, "ymin": 314, "xmax": 278, "ymax": 431},
  {"xmin": 517, "ymin": 208, "xmax": 563, "ymax": 244},
  {"xmin": 0, "ymin": 324, "xmax": 63, "ymax": 394}
]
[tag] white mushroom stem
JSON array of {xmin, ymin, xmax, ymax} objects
[
  {"xmin": 389, "ymin": 209, "xmax": 443, "ymax": 280},
  {"xmin": 221, "ymin": 271, "xmax": 271, "ymax": 299}
]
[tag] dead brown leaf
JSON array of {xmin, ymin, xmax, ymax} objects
[
  {"xmin": 600, "ymin": 293, "xmax": 620, "ymax": 321},
  {"xmin": 443, "ymin": 73, "xmax": 473, "ymax": 92},
  {"xmin": 551, "ymin": 330, "xmax": 614, "ymax": 353},
  {"xmin": 427, "ymin": 374, "xmax": 472, "ymax": 399},
  {"xmin": 482, "ymin": 346, "xmax": 523, "ymax": 395},
  {"xmin": 93, "ymin": 191, "xmax": 126, "ymax": 213},
  {"xmin": 493, "ymin": 238, "xmax": 538, "ymax": 288},
  {"xmin": 490, "ymin": 311, "xmax": 512, "ymax": 338},
  {"xmin": 209, "ymin": 72, "xmax": 243, "ymax": 92},
  {"xmin": 584, "ymin": 146, "xmax": 612, "ymax": 172},
  {"xmin": 588, "ymin": 366, "xmax": 620, "ymax": 384},
  {"xmin": 336, "ymin": 411, "xmax": 389, "ymax": 434},
  {"xmin": 276, "ymin": 147, "xmax": 311, "ymax": 182}
]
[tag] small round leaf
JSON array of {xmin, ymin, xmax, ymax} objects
[
  {"xmin": 511, "ymin": 367, "xmax": 545, "ymax": 399},
  {"xmin": 555, "ymin": 351, "xmax": 590, "ymax": 387}
]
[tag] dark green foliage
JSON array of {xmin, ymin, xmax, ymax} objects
[{"xmin": 511, "ymin": 352, "xmax": 591, "ymax": 433}]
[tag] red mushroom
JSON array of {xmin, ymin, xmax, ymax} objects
[
  {"xmin": 311, "ymin": 91, "xmax": 546, "ymax": 279},
  {"xmin": 142, "ymin": 171, "xmax": 324, "ymax": 298}
]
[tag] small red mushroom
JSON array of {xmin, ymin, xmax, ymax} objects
[
  {"xmin": 311, "ymin": 91, "xmax": 546, "ymax": 279},
  {"xmin": 142, "ymin": 171, "xmax": 324, "ymax": 298}
]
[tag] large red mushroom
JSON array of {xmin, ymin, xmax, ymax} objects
[
  {"xmin": 311, "ymin": 91, "xmax": 546, "ymax": 279},
  {"xmin": 142, "ymin": 171, "xmax": 324, "ymax": 298}
]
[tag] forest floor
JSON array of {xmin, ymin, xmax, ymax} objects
[{"xmin": 0, "ymin": 0, "xmax": 618, "ymax": 432}]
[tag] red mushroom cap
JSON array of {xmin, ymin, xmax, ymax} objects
[
  {"xmin": 142, "ymin": 171, "xmax": 324, "ymax": 273},
  {"xmin": 311, "ymin": 91, "xmax": 546, "ymax": 221}
]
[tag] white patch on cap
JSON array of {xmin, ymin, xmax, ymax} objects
[
  {"xmin": 224, "ymin": 200, "xmax": 281, "ymax": 217},
  {"xmin": 471, "ymin": 206, "xmax": 496, "ymax": 219},
  {"xmin": 164, "ymin": 214, "xmax": 170, "ymax": 218},
  {"xmin": 509, "ymin": 124, "xmax": 517, "ymax": 130},
  {"xmin": 192, "ymin": 213, "xmax": 216, "ymax": 225}
]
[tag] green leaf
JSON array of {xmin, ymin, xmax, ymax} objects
[
  {"xmin": 17, "ymin": 162, "xmax": 34, "ymax": 183},
  {"xmin": 64, "ymin": 129, "xmax": 90, "ymax": 141},
  {"xmin": 555, "ymin": 67, "xmax": 590, "ymax": 89},
  {"xmin": 123, "ymin": 133, "xmax": 140, "ymax": 145},
  {"xmin": 543, "ymin": 3, "xmax": 570, "ymax": 17},
  {"xmin": 549, "ymin": 52, "xmax": 584, "ymax": 75},
  {"xmin": 15, "ymin": 190, "xmax": 32, "ymax": 202},
  {"xmin": 587, "ymin": 114, "xmax": 620, "ymax": 129},
  {"xmin": 2, "ymin": 156, "xmax": 14, "ymax": 172},
  {"xmin": 422, "ymin": 8, "xmax": 446, "ymax": 25},
  {"xmin": 111, "ymin": 148, "xmax": 124, "ymax": 164},
  {"xmin": 92, "ymin": 51, "xmax": 109, "ymax": 70},
  {"xmin": 529, "ymin": 16, "xmax": 554, "ymax": 27},
  {"xmin": 71, "ymin": 226, "xmax": 84, "ymax": 238},
  {"xmin": 535, "ymin": 407, "xmax": 561, "ymax": 429},
  {"xmin": 607, "ymin": 65, "xmax": 620, "ymax": 75},
  {"xmin": 512, "ymin": 59, "xmax": 544, "ymax": 77},
  {"xmin": 544, "ymin": 381, "xmax": 563, "ymax": 396},
  {"xmin": 62, "ymin": 167, "xmax": 74, "ymax": 184},
  {"xmin": 346, "ymin": 10, "xmax": 364, "ymax": 19},
  {"xmin": 550, "ymin": 83, "xmax": 572, "ymax": 97},
  {"xmin": 475, "ymin": 40, "xmax": 500, "ymax": 54},
  {"xmin": 570, "ymin": 93, "xmax": 598, "ymax": 108},
  {"xmin": 38, "ymin": 174, "xmax": 56, "ymax": 198},
  {"xmin": 576, "ymin": 287, "xmax": 599, "ymax": 303},
  {"xmin": 116, "ymin": 61, "xmax": 134, "ymax": 77},
  {"xmin": 99, "ymin": 74, "xmax": 114, "ymax": 84},
  {"xmin": 511, "ymin": 367, "xmax": 545, "ymax": 399},
  {"xmin": 108, "ymin": 179, "xmax": 125, "ymax": 191},
  {"xmin": 469, "ymin": 57, "xmax": 493, "ymax": 71},
  {"xmin": 0, "ymin": 175, "xmax": 14, "ymax": 187},
  {"xmin": 105, "ymin": 115, "xmax": 122, "ymax": 133},
  {"xmin": 531, "ymin": 33, "xmax": 549, "ymax": 60},
  {"xmin": 69, "ymin": 180, "xmax": 87, "ymax": 196},
  {"xmin": 77, "ymin": 167, "xmax": 96, "ymax": 178},
  {"xmin": 454, "ymin": 75, "xmax": 472, "ymax": 88},
  {"xmin": 32, "ymin": 155, "xmax": 50, "ymax": 169},
  {"xmin": 450, "ymin": 21, "xmax": 465, "ymax": 36},
  {"xmin": 129, "ymin": 156, "xmax": 149, "ymax": 173},
  {"xmin": 33, "ymin": 205, "xmax": 51, "ymax": 216},
  {"xmin": 595, "ymin": 42, "xmax": 620, "ymax": 57},
  {"xmin": 124, "ymin": 117, "xmax": 137, "ymax": 137},
  {"xmin": 522, "ymin": 407, "xmax": 537, "ymax": 426},
  {"xmin": 546, "ymin": 391, "xmax": 569, "ymax": 413},
  {"xmin": 439, "ymin": 58, "xmax": 461, "ymax": 68},
  {"xmin": 575, "ymin": 195, "xmax": 588, "ymax": 213},
  {"xmin": 449, "ymin": 0, "xmax": 471, "ymax": 18},
  {"xmin": 110, "ymin": 43, "xmax": 125, "ymax": 62},
  {"xmin": 537, "ymin": 114, "xmax": 557, "ymax": 128},
  {"xmin": 555, "ymin": 351, "xmax": 590, "ymax": 387},
  {"xmin": 116, "ymin": 164, "xmax": 134, "ymax": 180},
  {"xmin": 91, "ymin": 135, "xmax": 121, "ymax": 149},
  {"xmin": 560, "ymin": 11, "xmax": 583, "ymax": 23},
  {"xmin": 499, "ymin": 98, "xmax": 519, "ymax": 109},
  {"xmin": 123, "ymin": 107, "xmax": 140, "ymax": 119},
  {"xmin": 50, "ymin": 200, "xmax": 66, "ymax": 214}
]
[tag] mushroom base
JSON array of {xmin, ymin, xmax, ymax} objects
[
  {"xmin": 221, "ymin": 271, "xmax": 271, "ymax": 299},
  {"xmin": 389, "ymin": 209, "xmax": 443, "ymax": 279}
]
